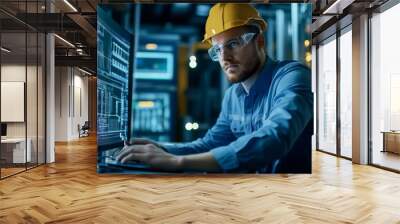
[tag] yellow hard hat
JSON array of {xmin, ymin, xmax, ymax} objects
[{"xmin": 202, "ymin": 3, "xmax": 267, "ymax": 44}]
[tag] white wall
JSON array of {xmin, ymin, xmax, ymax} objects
[
  {"xmin": 55, "ymin": 66, "xmax": 68, "ymax": 141},
  {"xmin": 1, "ymin": 65, "xmax": 26, "ymax": 82},
  {"xmin": 54, "ymin": 67, "xmax": 89, "ymax": 141},
  {"xmin": 73, "ymin": 73, "xmax": 89, "ymax": 137}
]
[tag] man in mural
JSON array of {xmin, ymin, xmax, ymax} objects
[{"xmin": 116, "ymin": 3, "xmax": 313, "ymax": 173}]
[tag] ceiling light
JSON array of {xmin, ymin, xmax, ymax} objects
[
  {"xmin": 1, "ymin": 47, "xmax": 11, "ymax": 53},
  {"xmin": 322, "ymin": 0, "xmax": 354, "ymax": 15},
  {"xmin": 54, "ymin": 34, "xmax": 75, "ymax": 48},
  {"xmin": 63, "ymin": 0, "xmax": 78, "ymax": 12},
  {"xmin": 78, "ymin": 67, "xmax": 92, "ymax": 76},
  {"xmin": 323, "ymin": 0, "xmax": 340, "ymax": 14}
]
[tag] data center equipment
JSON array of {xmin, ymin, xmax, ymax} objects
[
  {"xmin": 135, "ymin": 51, "xmax": 174, "ymax": 80},
  {"xmin": 132, "ymin": 92, "xmax": 172, "ymax": 142},
  {"xmin": 132, "ymin": 37, "xmax": 179, "ymax": 142}
]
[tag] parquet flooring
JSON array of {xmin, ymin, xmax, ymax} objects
[
  {"xmin": 1, "ymin": 135, "xmax": 399, "ymax": 223},
  {"xmin": 1, "ymin": 167, "xmax": 25, "ymax": 178}
]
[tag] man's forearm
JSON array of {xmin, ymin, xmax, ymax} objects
[{"xmin": 177, "ymin": 152, "xmax": 222, "ymax": 172}]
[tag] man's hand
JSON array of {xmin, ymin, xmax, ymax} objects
[
  {"xmin": 127, "ymin": 138, "xmax": 168, "ymax": 151},
  {"xmin": 115, "ymin": 143, "xmax": 182, "ymax": 172},
  {"xmin": 116, "ymin": 138, "xmax": 221, "ymax": 173}
]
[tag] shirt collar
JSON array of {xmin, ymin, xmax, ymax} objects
[
  {"xmin": 241, "ymin": 71, "xmax": 259, "ymax": 95},
  {"xmin": 235, "ymin": 56, "xmax": 277, "ymax": 97}
]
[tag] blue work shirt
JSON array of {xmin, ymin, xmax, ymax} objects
[{"xmin": 164, "ymin": 56, "xmax": 313, "ymax": 173}]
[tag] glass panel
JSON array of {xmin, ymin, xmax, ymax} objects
[
  {"xmin": 339, "ymin": 29, "xmax": 352, "ymax": 158},
  {"xmin": 371, "ymin": 3, "xmax": 400, "ymax": 171},
  {"xmin": 1, "ymin": 31, "xmax": 27, "ymax": 177},
  {"xmin": 26, "ymin": 0, "xmax": 40, "ymax": 169},
  {"xmin": 0, "ymin": 0, "xmax": 46, "ymax": 178},
  {"xmin": 38, "ymin": 0, "xmax": 46, "ymax": 165},
  {"xmin": 38, "ymin": 32, "xmax": 45, "ymax": 165},
  {"xmin": 317, "ymin": 36, "xmax": 337, "ymax": 154},
  {"xmin": 27, "ymin": 31, "xmax": 38, "ymax": 169}
]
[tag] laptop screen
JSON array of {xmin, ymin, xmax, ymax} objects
[{"xmin": 97, "ymin": 5, "xmax": 133, "ymax": 148}]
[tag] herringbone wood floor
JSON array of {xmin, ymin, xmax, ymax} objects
[{"xmin": 1, "ymin": 135, "xmax": 400, "ymax": 224}]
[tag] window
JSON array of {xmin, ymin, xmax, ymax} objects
[
  {"xmin": 339, "ymin": 27, "xmax": 352, "ymax": 158},
  {"xmin": 317, "ymin": 35, "xmax": 337, "ymax": 154},
  {"xmin": 371, "ymin": 2, "xmax": 400, "ymax": 171},
  {"xmin": 0, "ymin": 1, "xmax": 47, "ymax": 179}
]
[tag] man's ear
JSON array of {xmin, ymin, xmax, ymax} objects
[{"xmin": 256, "ymin": 35, "xmax": 265, "ymax": 48}]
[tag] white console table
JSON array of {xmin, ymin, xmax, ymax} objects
[{"xmin": 1, "ymin": 138, "xmax": 32, "ymax": 163}]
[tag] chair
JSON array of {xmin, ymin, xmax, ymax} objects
[{"xmin": 78, "ymin": 121, "xmax": 90, "ymax": 138}]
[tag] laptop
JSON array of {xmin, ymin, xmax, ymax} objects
[
  {"xmin": 97, "ymin": 143, "xmax": 157, "ymax": 173},
  {"xmin": 98, "ymin": 144, "xmax": 153, "ymax": 171}
]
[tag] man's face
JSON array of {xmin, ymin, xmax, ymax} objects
[{"xmin": 211, "ymin": 26, "xmax": 263, "ymax": 83}]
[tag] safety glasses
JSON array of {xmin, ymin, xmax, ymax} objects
[{"xmin": 208, "ymin": 32, "xmax": 257, "ymax": 62}]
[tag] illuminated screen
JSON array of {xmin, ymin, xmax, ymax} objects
[
  {"xmin": 135, "ymin": 51, "xmax": 174, "ymax": 80},
  {"xmin": 132, "ymin": 92, "xmax": 171, "ymax": 142},
  {"xmin": 97, "ymin": 6, "xmax": 131, "ymax": 146}
]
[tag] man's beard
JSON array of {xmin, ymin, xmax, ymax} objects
[{"xmin": 226, "ymin": 57, "xmax": 261, "ymax": 83}]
